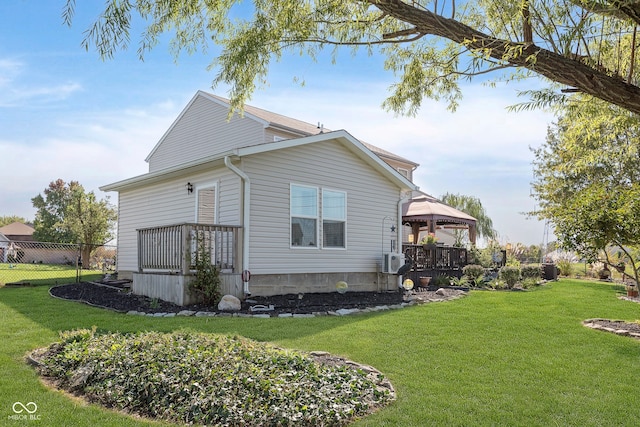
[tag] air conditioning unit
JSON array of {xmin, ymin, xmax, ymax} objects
[{"xmin": 383, "ymin": 252, "xmax": 404, "ymax": 274}]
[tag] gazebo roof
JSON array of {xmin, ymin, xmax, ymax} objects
[{"xmin": 402, "ymin": 193, "xmax": 477, "ymax": 226}]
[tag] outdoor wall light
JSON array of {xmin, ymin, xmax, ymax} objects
[{"xmin": 187, "ymin": 182, "xmax": 194, "ymax": 194}]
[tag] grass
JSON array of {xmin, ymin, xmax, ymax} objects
[
  {"xmin": 0, "ymin": 263, "xmax": 103, "ymax": 286},
  {"xmin": 2, "ymin": 279, "xmax": 640, "ymax": 426}
]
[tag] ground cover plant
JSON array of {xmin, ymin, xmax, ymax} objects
[
  {"xmin": 31, "ymin": 329, "xmax": 393, "ymax": 426},
  {"xmin": 2, "ymin": 279, "xmax": 640, "ymax": 425}
]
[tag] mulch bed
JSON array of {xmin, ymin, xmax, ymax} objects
[
  {"xmin": 49, "ymin": 281, "xmax": 406, "ymax": 315},
  {"xmin": 583, "ymin": 318, "xmax": 640, "ymax": 339}
]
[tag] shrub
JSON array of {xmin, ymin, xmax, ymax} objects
[
  {"xmin": 432, "ymin": 275, "xmax": 451, "ymax": 287},
  {"xmin": 188, "ymin": 234, "xmax": 222, "ymax": 305},
  {"xmin": 521, "ymin": 277, "xmax": 539, "ymax": 289},
  {"xmin": 521, "ymin": 265, "xmax": 542, "ymax": 279},
  {"xmin": 463, "ymin": 264, "xmax": 485, "ymax": 280},
  {"xmin": 556, "ymin": 259, "xmax": 573, "ymax": 276},
  {"xmin": 488, "ymin": 278, "xmax": 508, "ymax": 290},
  {"xmin": 451, "ymin": 276, "xmax": 469, "ymax": 287},
  {"xmin": 499, "ymin": 266, "xmax": 521, "ymax": 288}
]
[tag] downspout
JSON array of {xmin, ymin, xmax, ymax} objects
[
  {"xmin": 397, "ymin": 191, "xmax": 410, "ymax": 289},
  {"xmin": 224, "ymin": 156, "xmax": 251, "ymax": 296}
]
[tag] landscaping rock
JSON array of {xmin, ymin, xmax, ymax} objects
[
  {"xmin": 177, "ymin": 310, "xmax": 196, "ymax": 316},
  {"xmin": 218, "ymin": 294, "xmax": 241, "ymax": 311},
  {"xmin": 336, "ymin": 308, "xmax": 360, "ymax": 316}
]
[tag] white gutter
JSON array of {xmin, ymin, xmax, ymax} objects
[
  {"xmin": 224, "ymin": 156, "xmax": 251, "ymax": 296},
  {"xmin": 397, "ymin": 191, "xmax": 410, "ymax": 288}
]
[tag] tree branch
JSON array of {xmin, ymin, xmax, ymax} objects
[{"xmin": 369, "ymin": 0, "xmax": 640, "ymax": 115}]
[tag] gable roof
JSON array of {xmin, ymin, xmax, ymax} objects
[
  {"xmin": 102, "ymin": 129, "xmax": 419, "ymax": 193},
  {"xmin": 0, "ymin": 222, "xmax": 34, "ymax": 236},
  {"xmin": 208, "ymin": 93, "xmax": 322, "ymax": 137},
  {"xmin": 145, "ymin": 91, "xmax": 418, "ymax": 167}
]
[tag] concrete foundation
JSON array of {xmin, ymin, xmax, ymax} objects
[
  {"xmin": 245, "ymin": 272, "xmax": 399, "ymax": 296},
  {"xmin": 131, "ymin": 271, "xmax": 399, "ymax": 305},
  {"xmin": 132, "ymin": 272, "xmax": 243, "ymax": 305}
]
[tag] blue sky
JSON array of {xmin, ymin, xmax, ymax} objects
[{"xmin": 0, "ymin": 1, "xmax": 554, "ymax": 246}]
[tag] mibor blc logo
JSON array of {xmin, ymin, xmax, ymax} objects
[{"xmin": 8, "ymin": 401, "xmax": 40, "ymax": 421}]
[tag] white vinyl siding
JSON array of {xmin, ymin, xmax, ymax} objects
[
  {"xmin": 241, "ymin": 139, "xmax": 402, "ymax": 274},
  {"xmin": 115, "ymin": 169, "xmax": 240, "ymax": 273},
  {"xmin": 147, "ymin": 95, "xmax": 264, "ymax": 172}
]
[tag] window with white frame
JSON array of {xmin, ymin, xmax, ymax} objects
[
  {"xmin": 290, "ymin": 184, "xmax": 318, "ymax": 247},
  {"xmin": 322, "ymin": 189, "xmax": 346, "ymax": 248},
  {"xmin": 397, "ymin": 167, "xmax": 409, "ymax": 179}
]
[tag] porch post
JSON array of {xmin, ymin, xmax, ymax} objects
[
  {"xmin": 181, "ymin": 224, "xmax": 191, "ymax": 275},
  {"xmin": 411, "ymin": 223, "xmax": 420, "ymax": 242},
  {"xmin": 469, "ymin": 224, "xmax": 477, "ymax": 245}
]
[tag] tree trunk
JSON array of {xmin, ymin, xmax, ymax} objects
[{"xmin": 370, "ymin": 0, "xmax": 640, "ymax": 115}]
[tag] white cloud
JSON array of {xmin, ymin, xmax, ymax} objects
[
  {"xmin": 0, "ymin": 57, "xmax": 82, "ymax": 107},
  {"xmin": 0, "ymin": 101, "xmax": 181, "ymax": 220},
  {"xmin": 0, "ymin": 58, "xmax": 23, "ymax": 86}
]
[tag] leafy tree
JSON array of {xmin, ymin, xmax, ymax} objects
[
  {"xmin": 32, "ymin": 180, "xmax": 117, "ymax": 265},
  {"xmin": 32, "ymin": 179, "xmax": 81, "ymax": 243},
  {"xmin": 63, "ymin": 1, "xmax": 640, "ymax": 115},
  {"xmin": 0, "ymin": 216, "xmax": 28, "ymax": 228},
  {"xmin": 66, "ymin": 189, "xmax": 118, "ymax": 265},
  {"xmin": 440, "ymin": 192, "xmax": 496, "ymax": 246},
  {"xmin": 531, "ymin": 98, "xmax": 640, "ymax": 284}
]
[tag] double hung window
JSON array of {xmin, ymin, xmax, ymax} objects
[
  {"xmin": 290, "ymin": 184, "xmax": 318, "ymax": 247},
  {"xmin": 290, "ymin": 184, "xmax": 346, "ymax": 249},
  {"xmin": 322, "ymin": 190, "xmax": 346, "ymax": 248}
]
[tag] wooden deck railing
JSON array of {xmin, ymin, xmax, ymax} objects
[
  {"xmin": 400, "ymin": 244, "xmax": 469, "ymax": 283},
  {"xmin": 137, "ymin": 223, "xmax": 241, "ymax": 274},
  {"xmin": 402, "ymin": 244, "xmax": 468, "ymax": 271}
]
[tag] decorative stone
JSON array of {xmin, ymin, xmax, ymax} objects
[
  {"xmin": 218, "ymin": 294, "xmax": 242, "ymax": 311},
  {"xmin": 278, "ymin": 313, "xmax": 293, "ymax": 318},
  {"xmin": 336, "ymin": 308, "xmax": 360, "ymax": 316},
  {"xmin": 177, "ymin": 310, "xmax": 196, "ymax": 316},
  {"xmin": 435, "ymin": 288, "xmax": 447, "ymax": 296}
]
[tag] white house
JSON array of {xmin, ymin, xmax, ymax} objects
[{"xmin": 101, "ymin": 91, "xmax": 420, "ymax": 304}]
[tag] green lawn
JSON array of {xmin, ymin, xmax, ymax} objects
[
  {"xmin": 2, "ymin": 279, "xmax": 640, "ymax": 426},
  {"xmin": 0, "ymin": 263, "xmax": 103, "ymax": 286}
]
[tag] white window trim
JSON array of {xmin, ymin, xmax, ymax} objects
[
  {"xmin": 290, "ymin": 183, "xmax": 319, "ymax": 249},
  {"xmin": 397, "ymin": 167, "xmax": 410, "ymax": 179},
  {"xmin": 321, "ymin": 188, "xmax": 347, "ymax": 250}
]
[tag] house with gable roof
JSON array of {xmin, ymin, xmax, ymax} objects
[{"xmin": 101, "ymin": 91, "xmax": 421, "ymax": 304}]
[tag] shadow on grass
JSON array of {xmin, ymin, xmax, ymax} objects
[{"xmin": 0, "ymin": 284, "xmax": 385, "ymax": 343}]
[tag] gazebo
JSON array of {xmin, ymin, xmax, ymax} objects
[
  {"xmin": 401, "ymin": 192, "xmax": 478, "ymax": 284},
  {"xmin": 402, "ymin": 192, "xmax": 477, "ymax": 245}
]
